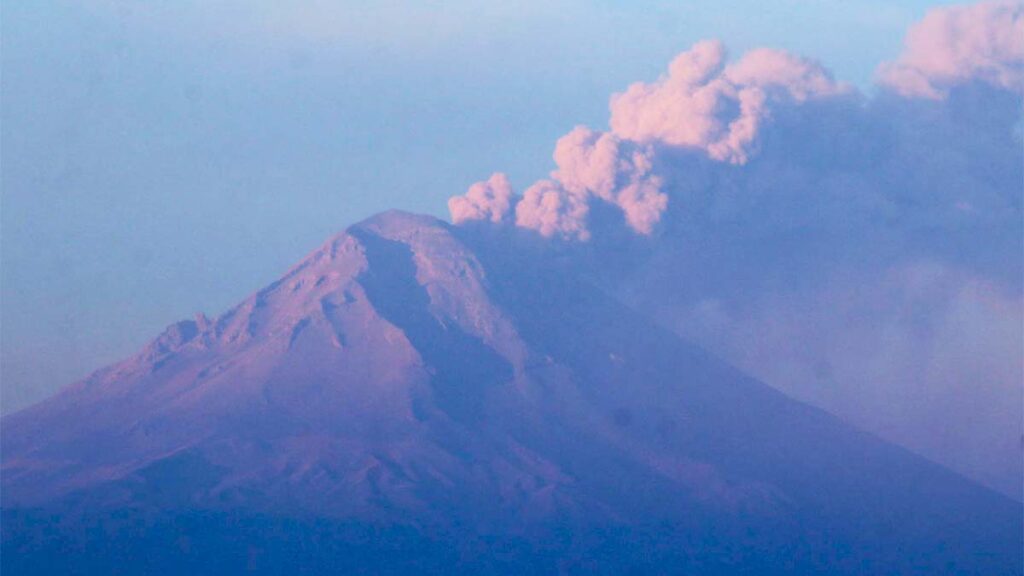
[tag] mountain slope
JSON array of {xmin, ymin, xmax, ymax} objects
[{"xmin": 2, "ymin": 211, "xmax": 1020, "ymax": 575}]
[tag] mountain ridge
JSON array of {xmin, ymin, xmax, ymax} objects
[{"xmin": 2, "ymin": 210, "xmax": 1021, "ymax": 574}]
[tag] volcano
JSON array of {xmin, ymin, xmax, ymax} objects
[{"xmin": 2, "ymin": 211, "xmax": 1020, "ymax": 575}]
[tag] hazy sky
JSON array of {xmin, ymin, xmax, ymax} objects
[{"xmin": 2, "ymin": 0, "xmax": 963, "ymax": 411}]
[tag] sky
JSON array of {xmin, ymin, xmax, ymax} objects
[{"xmin": 0, "ymin": 0, "xmax": 977, "ymax": 413}]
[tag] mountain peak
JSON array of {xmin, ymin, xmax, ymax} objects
[
  {"xmin": 350, "ymin": 210, "xmax": 448, "ymax": 239},
  {"xmin": 2, "ymin": 210, "xmax": 1021, "ymax": 574}
]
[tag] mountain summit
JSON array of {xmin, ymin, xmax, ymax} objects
[{"xmin": 3, "ymin": 211, "xmax": 1020, "ymax": 574}]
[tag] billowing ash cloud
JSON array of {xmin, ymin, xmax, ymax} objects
[
  {"xmin": 513, "ymin": 128, "xmax": 665, "ymax": 240},
  {"xmin": 455, "ymin": 39, "xmax": 854, "ymax": 239},
  {"xmin": 448, "ymin": 1, "xmax": 1024, "ymax": 499},
  {"xmin": 450, "ymin": 1, "xmax": 1022, "ymax": 242},
  {"xmin": 609, "ymin": 40, "xmax": 851, "ymax": 164},
  {"xmin": 448, "ymin": 172, "xmax": 515, "ymax": 225},
  {"xmin": 459, "ymin": 37, "xmax": 852, "ymax": 240},
  {"xmin": 878, "ymin": 0, "xmax": 1024, "ymax": 98}
]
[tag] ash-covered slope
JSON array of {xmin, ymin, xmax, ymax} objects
[{"xmin": 2, "ymin": 211, "xmax": 1020, "ymax": 575}]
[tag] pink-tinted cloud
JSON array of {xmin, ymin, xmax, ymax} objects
[
  {"xmin": 615, "ymin": 178, "xmax": 668, "ymax": 235},
  {"xmin": 609, "ymin": 40, "xmax": 850, "ymax": 165},
  {"xmin": 450, "ymin": 40, "xmax": 850, "ymax": 239},
  {"xmin": 552, "ymin": 127, "xmax": 628, "ymax": 201},
  {"xmin": 514, "ymin": 179, "xmax": 591, "ymax": 240},
  {"xmin": 551, "ymin": 127, "xmax": 667, "ymax": 234},
  {"xmin": 448, "ymin": 172, "xmax": 516, "ymax": 225},
  {"xmin": 878, "ymin": 0, "xmax": 1024, "ymax": 98},
  {"xmin": 454, "ymin": 127, "xmax": 668, "ymax": 238},
  {"xmin": 444, "ymin": 2, "xmax": 1024, "ymax": 499},
  {"xmin": 449, "ymin": 1, "xmax": 1021, "ymax": 242}
]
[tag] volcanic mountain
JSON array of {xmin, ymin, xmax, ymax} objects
[{"xmin": 2, "ymin": 211, "xmax": 1020, "ymax": 575}]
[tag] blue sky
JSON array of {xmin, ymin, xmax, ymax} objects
[{"xmin": 1, "ymin": 0, "xmax": 962, "ymax": 411}]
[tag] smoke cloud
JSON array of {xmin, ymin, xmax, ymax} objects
[
  {"xmin": 448, "ymin": 172, "xmax": 515, "ymax": 225},
  {"xmin": 610, "ymin": 40, "xmax": 851, "ymax": 164},
  {"xmin": 448, "ymin": 1, "xmax": 1024, "ymax": 498},
  {"xmin": 451, "ymin": 1, "xmax": 1022, "ymax": 242},
  {"xmin": 878, "ymin": 0, "xmax": 1024, "ymax": 98}
]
